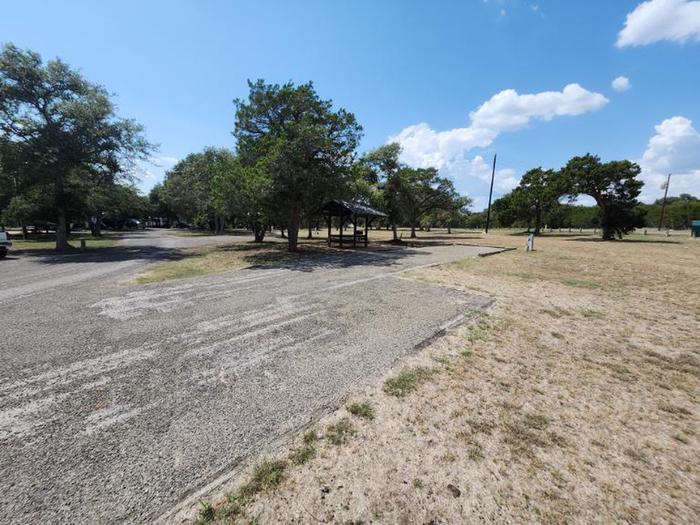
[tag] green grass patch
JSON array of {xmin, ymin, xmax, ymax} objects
[
  {"xmin": 194, "ymin": 500, "xmax": 215, "ymax": 524},
  {"xmin": 346, "ymin": 401, "xmax": 375, "ymax": 420},
  {"xmin": 241, "ymin": 459, "xmax": 287, "ymax": 496},
  {"xmin": 383, "ymin": 367, "xmax": 437, "ymax": 398},
  {"xmin": 326, "ymin": 417, "xmax": 355, "ymax": 446},
  {"xmin": 289, "ymin": 443, "xmax": 316, "ymax": 465},
  {"xmin": 289, "ymin": 428, "xmax": 318, "ymax": 465}
]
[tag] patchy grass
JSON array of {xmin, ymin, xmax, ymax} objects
[
  {"xmin": 346, "ymin": 401, "xmax": 375, "ymax": 420},
  {"xmin": 193, "ymin": 230, "xmax": 700, "ymax": 524},
  {"xmin": 242, "ymin": 460, "xmax": 287, "ymax": 496},
  {"xmin": 383, "ymin": 367, "xmax": 437, "ymax": 398},
  {"xmin": 290, "ymin": 429, "xmax": 318, "ymax": 466},
  {"xmin": 194, "ymin": 500, "xmax": 215, "ymax": 524},
  {"xmin": 132, "ymin": 241, "xmax": 339, "ymax": 284},
  {"xmin": 326, "ymin": 418, "xmax": 355, "ymax": 446},
  {"xmin": 132, "ymin": 242, "xmax": 276, "ymax": 283}
]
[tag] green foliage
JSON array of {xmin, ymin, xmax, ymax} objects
[
  {"xmin": 562, "ymin": 154, "xmax": 645, "ymax": 239},
  {"xmin": 640, "ymin": 193, "xmax": 700, "ymax": 229},
  {"xmin": 383, "ymin": 367, "xmax": 437, "ymax": 397},
  {"xmin": 393, "ymin": 166, "xmax": 459, "ymax": 238},
  {"xmin": 326, "ymin": 417, "xmax": 355, "ymax": 445},
  {"xmin": 346, "ymin": 401, "xmax": 375, "ymax": 420},
  {"xmin": 234, "ymin": 79, "xmax": 363, "ymax": 251},
  {"xmin": 240, "ymin": 460, "xmax": 287, "ymax": 496},
  {"xmin": 0, "ymin": 43, "xmax": 153, "ymax": 248},
  {"xmin": 211, "ymin": 158, "xmax": 272, "ymax": 241},
  {"xmin": 163, "ymin": 148, "xmax": 235, "ymax": 231},
  {"xmin": 195, "ymin": 500, "xmax": 215, "ymax": 524}
]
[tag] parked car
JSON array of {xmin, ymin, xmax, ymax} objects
[{"xmin": 0, "ymin": 230, "xmax": 12, "ymax": 258}]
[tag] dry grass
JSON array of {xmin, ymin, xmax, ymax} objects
[
  {"xmin": 187, "ymin": 230, "xmax": 700, "ymax": 524},
  {"xmin": 131, "ymin": 241, "xmax": 337, "ymax": 284}
]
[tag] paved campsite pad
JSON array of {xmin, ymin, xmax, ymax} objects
[{"xmin": 0, "ymin": 237, "xmax": 498, "ymax": 523}]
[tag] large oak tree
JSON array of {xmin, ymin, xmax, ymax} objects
[{"xmin": 0, "ymin": 44, "xmax": 152, "ymax": 250}]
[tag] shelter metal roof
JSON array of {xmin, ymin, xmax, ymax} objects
[{"xmin": 321, "ymin": 199, "xmax": 387, "ymax": 218}]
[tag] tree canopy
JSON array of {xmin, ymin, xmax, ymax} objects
[
  {"xmin": 562, "ymin": 154, "xmax": 645, "ymax": 239},
  {"xmin": 0, "ymin": 43, "xmax": 153, "ymax": 248},
  {"xmin": 233, "ymin": 80, "xmax": 363, "ymax": 251}
]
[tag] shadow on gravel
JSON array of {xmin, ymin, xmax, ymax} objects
[
  {"xmin": 15, "ymin": 245, "xmax": 184, "ymax": 264},
  {"xmin": 243, "ymin": 244, "xmax": 426, "ymax": 273}
]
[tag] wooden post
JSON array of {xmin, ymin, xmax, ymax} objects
[
  {"xmin": 327, "ymin": 211, "xmax": 331, "ymax": 246},
  {"xmin": 353, "ymin": 214, "xmax": 357, "ymax": 248},
  {"xmin": 485, "ymin": 153, "xmax": 497, "ymax": 233},
  {"xmin": 364, "ymin": 215, "xmax": 368, "ymax": 247}
]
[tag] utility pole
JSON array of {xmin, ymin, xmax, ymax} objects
[
  {"xmin": 658, "ymin": 173, "xmax": 671, "ymax": 231},
  {"xmin": 484, "ymin": 153, "xmax": 497, "ymax": 233}
]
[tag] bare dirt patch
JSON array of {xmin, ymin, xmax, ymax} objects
[{"xmin": 188, "ymin": 231, "xmax": 700, "ymax": 524}]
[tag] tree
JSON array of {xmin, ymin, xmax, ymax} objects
[
  {"xmin": 514, "ymin": 168, "xmax": 563, "ymax": 235},
  {"xmin": 147, "ymin": 183, "xmax": 174, "ymax": 227},
  {"xmin": 234, "ymin": 80, "xmax": 362, "ymax": 251},
  {"xmin": 212, "ymin": 158, "xmax": 272, "ymax": 242},
  {"xmin": 362, "ymin": 143, "xmax": 402, "ymax": 240},
  {"xmin": 163, "ymin": 148, "xmax": 234, "ymax": 232},
  {"xmin": 562, "ymin": 154, "xmax": 645, "ymax": 240},
  {"xmin": 0, "ymin": 44, "xmax": 153, "ymax": 249},
  {"xmin": 394, "ymin": 167, "xmax": 456, "ymax": 238}
]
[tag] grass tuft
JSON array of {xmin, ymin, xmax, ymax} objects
[
  {"xmin": 290, "ymin": 444, "xmax": 316, "ymax": 465},
  {"xmin": 326, "ymin": 418, "xmax": 355, "ymax": 446},
  {"xmin": 383, "ymin": 367, "xmax": 437, "ymax": 397},
  {"xmin": 240, "ymin": 460, "xmax": 287, "ymax": 497},
  {"xmin": 346, "ymin": 401, "xmax": 375, "ymax": 420}
]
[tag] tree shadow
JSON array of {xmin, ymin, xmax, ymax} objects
[
  {"xmin": 566, "ymin": 238, "xmax": 681, "ymax": 245},
  {"xmin": 242, "ymin": 244, "xmax": 425, "ymax": 273},
  {"xmin": 14, "ymin": 245, "xmax": 185, "ymax": 264}
]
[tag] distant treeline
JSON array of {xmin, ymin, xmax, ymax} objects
[{"xmin": 465, "ymin": 194, "xmax": 699, "ymax": 231}]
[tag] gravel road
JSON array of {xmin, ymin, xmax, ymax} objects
[{"xmin": 0, "ymin": 230, "xmax": 497, "ymax": 523}]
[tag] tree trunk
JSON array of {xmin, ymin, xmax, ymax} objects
[
  {"xmin": 56, "ymin": 211, "xmax": 70, "ymax": 251},
  {"xmin": 599, "ymin": 202, "xmax": 615, "ymax": 240},
  {"xmin": 410, "ymin": 223, "xmax": 417, "ymax": 238},
  {"xmin": 307, "ymin": 223, "xmax": 313, "ymax": 239},
  {"xmin": 89, "ymin": 218, "xmax": 102, "ymax": 237},
  {"xmin": 21, "ymin": 223, "xmax": 28, "ymax": 240},
  {"xmin": 287, "ymin": 209, "xmax": 300, "ymax": 252},
  {"xmin": 447, "ymin": 225, "xmax": 452, "ymax": 234},
  {"xmin": 392, "ymin": 223, "xmax": 398, "ymax": 241},
  {"xmin": 253, "ymin": 222, "xmax": 266, "ymax": 242}
]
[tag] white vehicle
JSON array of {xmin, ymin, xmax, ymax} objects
[{"xmin": 0, "ymin": 230, "xmax": 12, "ymax": 258}]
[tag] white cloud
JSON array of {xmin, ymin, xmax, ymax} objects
[
  {"xmin": 611, "ymin": 76, "xmax": 631, "ymax": 92},
  {"xmin": 389, "ymin": 84, "xmax": 608, "ymax": 171},
  {"xmin": 639, "ymin": 116, "xmax": 700, "ymax": 200},
  {"xmin": 617, "ymin": 0, "xmax": 700, "ymax": 47},
  {"xmin": 131, "ymin": 155, "xmax": 180, "ymax": 193},
  {"xmin": 448, "ymin": 155, "xmax": 519, "ymax": 191},
  {"xmin": 469, "ymin": 84, "xmax": 608, "ymax": 133}
]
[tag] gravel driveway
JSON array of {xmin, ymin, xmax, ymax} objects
[{"xmin": 0, "ymin": 230, "xmax": 497, "ymax": 523}]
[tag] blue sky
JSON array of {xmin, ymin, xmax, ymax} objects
[{"xmin": 2, "ymin": 0, "xmax": 700, "ymax": 209}]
